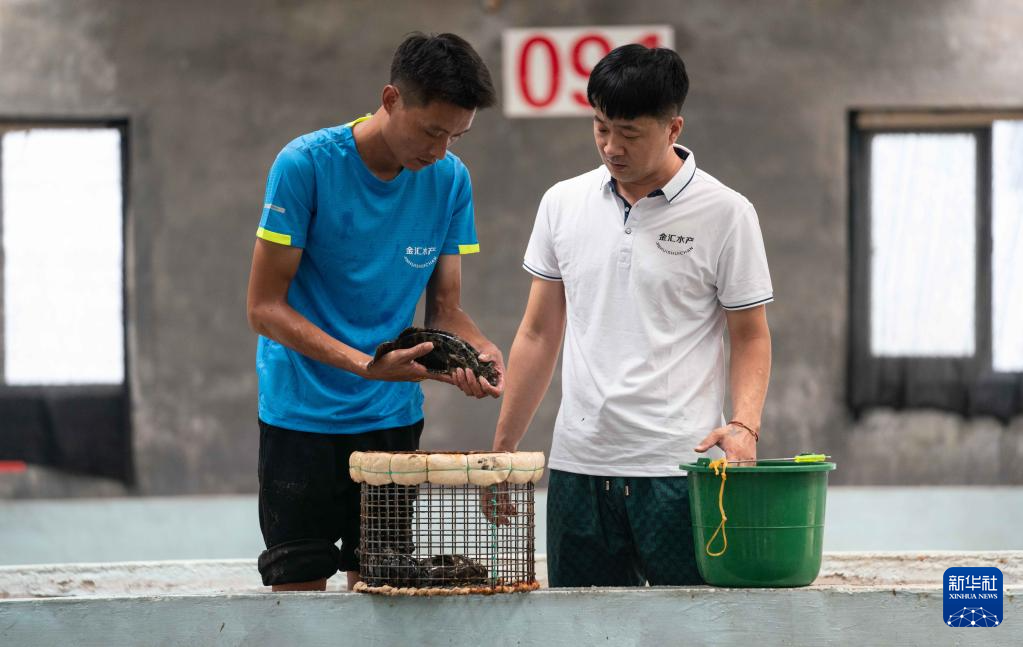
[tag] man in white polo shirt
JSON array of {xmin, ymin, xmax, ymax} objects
[{"xmin": 489, "ymin": 44, "xmax": 773, "ymax": 586}]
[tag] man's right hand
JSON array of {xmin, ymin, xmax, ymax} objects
[
  {"xmin": 360, "ymin": 342, "xmax": 454, "ymax": 384},
  {"xmin": 480, "ymin": 482, "xmax": 517, "ymax": 526}
]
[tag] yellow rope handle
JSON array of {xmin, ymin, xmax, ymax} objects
[{"xmin": 705, "ymin": 458, "xmax": 728, "ymax": 557}]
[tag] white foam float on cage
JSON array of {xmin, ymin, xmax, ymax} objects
[{"xmin": 349, "ymin": 451, "xmax": 544, "ymax": 486}]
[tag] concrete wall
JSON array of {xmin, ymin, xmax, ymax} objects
[
  {"xmin": 1, "ymin": 0, "xmax": 1022, "ymax": 497},
  {"xmin": 2, "ymin": 587, "xmax": 1021, "ymax": 646}
]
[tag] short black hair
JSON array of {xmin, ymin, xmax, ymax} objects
[
  {"xmin": 587, "ymin": 45, "xmax": 689, "ymax": 121},
  {"xmin": 390, "ymin": 32, "xmax": 496, "ymax": 110}
]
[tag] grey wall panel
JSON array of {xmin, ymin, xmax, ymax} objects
[{"xmin": 1, "ymin": 0, "xmax": 1021, "ymax": 496}]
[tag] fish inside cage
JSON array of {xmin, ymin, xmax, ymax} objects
[{"xmin": 349, "ymin": 450, "xmax": 545, "ymax": 596}]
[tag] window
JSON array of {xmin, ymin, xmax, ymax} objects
[
  {"xmin": 849, "ymin": 111, "xmax": 1023, "ymax": 422},
  {"xmin": 0, "ymin": 121, "xmax": 132, "ymax": 482}
]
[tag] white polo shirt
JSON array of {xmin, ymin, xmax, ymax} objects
[{"xmin": 523, "ymin": 145, "xmax": 773, "ymax": 477}]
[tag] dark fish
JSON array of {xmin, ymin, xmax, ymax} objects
[
  {"xmin": 418, "ymin": 553, "xmax": 489, "ymax": 586},
  {"xmin": 371, "ymin": 327, "xmax": 499, "ymax": 387}
]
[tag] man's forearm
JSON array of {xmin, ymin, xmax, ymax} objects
[
  {"xmin": 493, "ymin": 327, "xmax": 562, "ymax": 451},
  {"xmin": 425, "ymin": 305, "xmax": 492, "ymax": 351},
  {"xmin": 729, "ymin": 333, "xmax": 771, "ymax": 431},
  {"xmin": 251, "ymin": 302, "xmax": 371, "ymax": 377}
]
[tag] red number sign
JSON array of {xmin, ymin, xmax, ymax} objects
[{"xmin": 503, "ymin": 26, "xmax": 675, "ymax": 117}]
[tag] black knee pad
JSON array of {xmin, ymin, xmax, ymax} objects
[{"xmin": 258, "ymin": 538, "xmax": 342, "ymax": 586}]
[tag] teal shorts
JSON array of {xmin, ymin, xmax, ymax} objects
[{"xmin": 546, "ymin": 469, "xmax": 704, "ymax": 587}]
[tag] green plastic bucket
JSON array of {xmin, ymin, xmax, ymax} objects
[{"xmin": 679, "ymin": 457, "xmax": 837, "ymax": 587}]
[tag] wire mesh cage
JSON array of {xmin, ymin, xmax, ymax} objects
[{"xmin": 349, "ymin": 450, "xmax": 544, "ymax": 595}]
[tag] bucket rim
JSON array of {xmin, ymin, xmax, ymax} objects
[{"xmin": 680, "ymin": 457, "xmax": 836, "ymax": 473}]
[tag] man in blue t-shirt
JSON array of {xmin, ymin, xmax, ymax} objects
[{"xmin": 246, "ymin": 33, "xmax": 502, "ymax": 592}]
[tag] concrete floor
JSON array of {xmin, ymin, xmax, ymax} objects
[
  {"xmin": 1, "ymin": 563, "xmax": 1019, "ymax": 647},
  {"xmin": 2, "ymin": 552, "xmax": 1020, "ymax": 598}
]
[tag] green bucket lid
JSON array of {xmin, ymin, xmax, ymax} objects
[{"xmin": 680, "ymin": 456, "xmax": 836, "ymax": 473}]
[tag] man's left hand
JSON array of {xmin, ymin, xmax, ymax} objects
[
  {"xmin": 694, "ymin": 423, "xmax": 757, "ymax": 463},
  {"xmin": 450, "ymin": 343, "xmax": 505, "ymax": 399}
]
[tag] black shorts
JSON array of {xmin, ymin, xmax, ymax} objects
[
  {"xmin": 256, "ymin": 418, "xmax": 423, "ymax": 586},
  {"xmin": 546, "ymin": 469, "xmax": 703, "ymax": 587}
]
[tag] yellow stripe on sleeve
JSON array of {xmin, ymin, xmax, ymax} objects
[
  {"xmin": 256, "ymin": 227, "xmax": 293, "ymax": 246},
  {"xmin": 458, "ymin": 243, "xmax": 480, "ymax": 255}
]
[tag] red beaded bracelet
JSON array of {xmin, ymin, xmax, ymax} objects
[{"xmin": 728, "ymin": 420, "xmax": 759, "ymax": 442}]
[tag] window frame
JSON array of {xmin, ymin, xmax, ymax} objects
[
  {"xmin": 848, "ymin": 109, "xmax": 1023, "ymax": 421},
  {"xmin": 0, "ymin": 117, "xmax": 133, "ymax": 483}
]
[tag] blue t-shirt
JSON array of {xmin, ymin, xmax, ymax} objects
[{"xmin": 255, "ymin": 117, "xmax": 480, "ymax": 434}]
